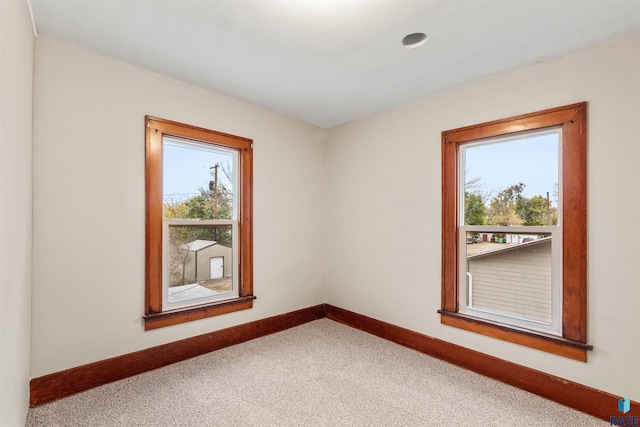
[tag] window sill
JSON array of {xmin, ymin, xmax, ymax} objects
[
  {"xmin": 438, "ymin": 310, "xmax": 592, "ymax": 362},
  {"xmin": 144, "ymin": 295, "xmax": 256, "ymax": 331}
]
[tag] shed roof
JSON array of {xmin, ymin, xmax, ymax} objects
[{"xmin": 185, "ymin": 239, "xmax": 217, "ymax": 252}]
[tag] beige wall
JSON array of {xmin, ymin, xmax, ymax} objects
[
  {"xmin": 31, "ymin": 38, "xmax": 327, "ymax": 378},
  {"xmin": 0, "ymin": 0, "xmax": 34, "ymax": 423},
  {"xmin": 27, "ymin": 25, "xmax": 640, "ymax": 413},
  {"xmin": 326, "ymin": 32, "xmax": 640, "ymax": 400}
]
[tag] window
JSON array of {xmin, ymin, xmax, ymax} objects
[
  {"xmin": 145, "ymin": 116, "xmax": 254, "ymax": 330},
  {"xmin": 440, "ymin": 103, "xmax": 591, "ymax": 361}
]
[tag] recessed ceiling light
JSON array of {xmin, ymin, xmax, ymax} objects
[{"xmin": 402, "ymin": 32, "xmax": 427, "ymax": 49}]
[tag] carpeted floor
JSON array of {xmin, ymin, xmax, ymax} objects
[{"xmin": 26, "ymin": 319, "xmax": 607, "ymax": 426}]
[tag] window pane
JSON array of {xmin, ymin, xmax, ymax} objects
[
  {"xmin": 441, "ymin": 103, "xmax": 588, "ymax": 356},
  {"xmin": 462, "ymin": 130, "xmax": 559, "ymax": 227},
  {"xmin": 163, "ymin": 136, "xmax": 237, "ymax": 220},
  {"xmin": 166, "ymin": 224, "xmax": 233, "ymax": 304},
  {"xmin": 465, "ymin": 232, "xmax": 552, "ymax": 324}
]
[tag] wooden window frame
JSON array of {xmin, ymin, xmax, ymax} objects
[
  {"xmin": 144, "ymin": 116, "xmax": 254, "ymax": 330},
  {"xmin": 439, "ymin": 103, "xmax": 591, "ymax": 361}
]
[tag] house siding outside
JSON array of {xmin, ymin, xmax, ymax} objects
[{"xmin": 468, "ymin": 240, "xmax": 552, "ymax": 323}]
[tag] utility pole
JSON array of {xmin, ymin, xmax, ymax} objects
[
  {"xmin": 210, "ymin": 163, "xmax": 219, "ymax": 219},
  {"xmin": 546, "ymin": 191, "xmax": 551, "ymax": 226}
]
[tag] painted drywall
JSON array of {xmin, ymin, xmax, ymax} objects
[
  {"xmin": 31, "ymin": 38, "xmax": 326, "ymax": 377},
  {"xmin": 28, "ymin": 22, "xmax": 639, "ymax": 407},
  {"xmin": 326, "ymin": 31, "xmax": 640, "ymax": 401},
  {"xmin": 0, "ymin": 0, "xmax": 34, "ymax": 424}
]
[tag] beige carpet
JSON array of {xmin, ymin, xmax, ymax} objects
[{"xmin": 26, "ymin": 319, "xmax": 606, "ymax": 426}]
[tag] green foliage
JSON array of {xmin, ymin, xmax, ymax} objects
[
  {"xmin": 517, "ymin": 194, "xmax": 556, "ymax": 226},
  {"xmin": 164, "ymin": 187, "xmax": 232, "ymax": 221},
  {"xmin": 164, "ymin": 185, "xmax": 233, "ymax": 247},
  {"xmin": 464, "ymin": 192, "xmax": 486, "ymax": 225},
  {"xmin": 487, "ymin": 183, "xmax": 525, "ymax": 226},
  {"xmin": 481, "ymin": 182, "xmax": 557, "ymax": 227},
  {"xmin": 164, "ymin": 182, "xmax": 234, "ymax": 286}
]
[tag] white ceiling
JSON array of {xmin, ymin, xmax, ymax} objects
[{"xmin": 30, "ymin": 0, "xmax": 640, "ymax": 128}]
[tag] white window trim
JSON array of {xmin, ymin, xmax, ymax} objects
[{"xmin": 456, "ymin": 128, "xmax": 563, "ymax": 336}]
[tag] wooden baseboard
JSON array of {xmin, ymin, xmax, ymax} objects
[
  {"xmin": 31, "ymin": 302, "xmax": 638, "ymax": 423},
  {"xmin": 325, "ymin": 304, "xmax": 638, "ymax": 423},
  {"xmin": 29, "ymin": 304, "xmax": 326, "ymax": 407}
]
